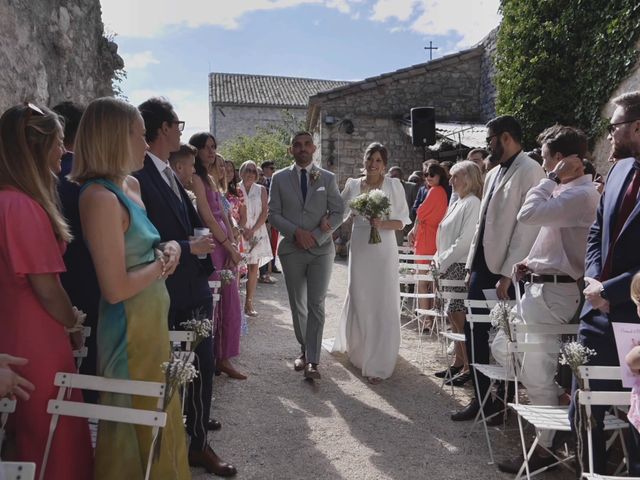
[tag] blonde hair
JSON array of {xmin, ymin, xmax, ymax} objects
[
  {"xmin": 631, "ymin": 272, "xmax": 640, "ymax": 305},
  {"xmin": 71, "ymin": 97, "xmax": 140, "ymax": 183},
  {"xmin": 239, "ymin": 160, "xmax": 257, "ymax": 177},
  {"xmin": 0, "ymin": 103, "xmax": 71, "ymax": 242},
  {"xmin": 213, "ymin": 153, "xmax": 228, "ymax": 194},
  {"xmin": 449, "ymin": 160, "xmax": 484, "ymax": 199}
]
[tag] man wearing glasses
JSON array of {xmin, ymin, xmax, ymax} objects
[
  {"xmin": 134, "ymin": 98, "xmax": 237, "ymax": 476},
  {"xmin": 451, "ymin": 115, "xmax": 544, "ymax": 423},
  {"xmin": 572, "ymin": 91, "xmax": 640, "ymax": 476}
]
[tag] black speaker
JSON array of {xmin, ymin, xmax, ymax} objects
[{"xmin": 411, "ymin": 107, "xmax": 436, "ymax": 147}]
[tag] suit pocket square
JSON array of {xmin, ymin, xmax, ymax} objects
[{"xmin": 317, "ymin": 186, "xmax": 326, "ymax": 191}]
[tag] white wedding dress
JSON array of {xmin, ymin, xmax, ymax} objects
[{"xmin": 332, "ymin": 176, "xmax": 411, "ymax": 379}]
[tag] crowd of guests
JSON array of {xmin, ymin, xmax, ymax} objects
[
  {"xmin": 3, "ymin": 87, "xmax": 640, "ymax": 479},
  {"xmin": 0, "ymin": 96, "xmax": 283, "ymax": 479},
  {"xmin": 380, "ymin": 94, "xmax": 640, "ymax": 476}
]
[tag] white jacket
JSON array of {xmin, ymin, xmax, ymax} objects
[
  {"xmin": 435, "ymin": 194, "xmax": 481, "ymax": 273},
  {"xmin": 465, "ymin": 151, "xmax": 545, "ymax": 277}
]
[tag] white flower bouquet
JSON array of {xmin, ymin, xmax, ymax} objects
[
  {"xmin": 179, "ymin": 316, "xmax": 213, "ymax": 349},
  {"xmin": 349, "ymin": 189, "xmax": 391, "ymax": 244},
  {"xmin": 154, "ymin": 352, "xmax": 198, "ymax": 461},
  {"xmin": 219, "ymin": 269, "xmax": 235, "ymax": 286},
  {"xmin": 490, "ymin": 301, "xmax": 515, "ymax": 340}
]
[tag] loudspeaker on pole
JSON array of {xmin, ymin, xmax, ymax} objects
[{"xmin": 410, "ymin": 107, "xmax": 436, "ymax": 147}]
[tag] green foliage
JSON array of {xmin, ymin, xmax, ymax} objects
[
  {"xmin": 219, "ymin": 109, "xmax": 305, "ymax": 169},
  {"xmin": 495, "ymin": 0, "xmax": 640, "ymax": 148}
]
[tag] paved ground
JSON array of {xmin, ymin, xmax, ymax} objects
[{"xmin": 193, "ymin": 257, "xmax": 574, "ymax": 480}]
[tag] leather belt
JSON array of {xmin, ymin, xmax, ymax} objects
[{"xmin": 525, "ymin": 273, "xmax": 575, "ymax": 284}]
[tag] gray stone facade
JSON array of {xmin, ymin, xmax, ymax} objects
[
  {"xmin": 308, "ymin": 47, "xmax": 487, "ymax": 187},
  {"xmin": 0, "ymin": 0, "xmax": 122, "ymax": 110},
  {"xmin": 480, "ymin": 28, "xmax": 499, "ymax": 122},
  {"xmin": 211, "ymin": 105, "xmax": 307, "ymax": 145}
]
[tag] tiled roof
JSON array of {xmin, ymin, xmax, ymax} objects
[{"xmin": 209, "ymin": 73, "xmax": 352, "ymax": 108}]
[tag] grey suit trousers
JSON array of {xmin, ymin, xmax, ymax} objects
[{"xmin": 279, "ymin": 247, "xmax": 334, "ymax": 364}]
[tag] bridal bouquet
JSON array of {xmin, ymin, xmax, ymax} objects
[{"xmin": 349, "ymin": 189, "xmax": 391, "ymax": 244}]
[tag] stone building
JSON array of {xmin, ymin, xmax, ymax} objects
[
  {"xmin": 209, "ymin": 73, "xmax": 351, "ymax": 145},
  {"xmin": 307, "ymin": 42, "xmax": 495, "ymax": 187},
  {"xmin": 0, "ymin": 0, "xmax": 122, "ymax": 109}
]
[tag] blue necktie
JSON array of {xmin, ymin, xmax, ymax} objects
[{"xmin": 300, "ymin": 168, "xmax": 308, "ymax": 202}]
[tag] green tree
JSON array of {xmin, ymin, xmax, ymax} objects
[
  {"xmin": 220, "ymin": 109, "xmax": 305, "ymax": 169},
  {"xmin": 496, "ymin": 0, "xmax": 640, "ymax": 148}
]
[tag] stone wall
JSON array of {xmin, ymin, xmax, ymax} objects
[
  {"xmin": 211, "ymin": 105, "xmax": 307, "ymax": 145},
  {"xmin": 313, "ymin": 50, "xmax": 483, "ymax": 186},
  {"xmin": 0, "ymin": 0, "xmax": 122, "ymax": 110},
  {"xmin": 480, "ymin": 28, "xmax": 498, "ymax": 122}
]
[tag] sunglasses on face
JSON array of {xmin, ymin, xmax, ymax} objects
[{"xmin": 426, "ymin": 172, "xmax": 438, "ymax": 177}]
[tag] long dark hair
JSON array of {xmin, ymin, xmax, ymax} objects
[
  {"xmin": 189, "ymin": 131, "xmax": 217, "ymax": 187},
  {"xmin": 425, "ymin": 163, "xmax": 448, "ymax": 188}
]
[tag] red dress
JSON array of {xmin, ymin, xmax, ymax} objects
[
  {"xmin": 0, "ymin": 188, "xmax": 92, "ymax": 480},
  {"xmin": 414, "ymin": 185, "xmax": 448, "ymax": 260}
]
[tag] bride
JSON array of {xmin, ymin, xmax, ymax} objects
[{"xmin": 331, "ymin": 142, "xmax": 410, "ymax": 384}]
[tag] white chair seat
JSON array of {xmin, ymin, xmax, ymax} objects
[
  {"xmin": 472, "ymin": 363, "xmax": 516, "ymax": 382},
  {"xmin": 2, "ymin": 462, "xmax": 35, "ymax": 480},
  {"xmin": 440, "ymin": 332, "xmax": 465, "ymax": 342}
]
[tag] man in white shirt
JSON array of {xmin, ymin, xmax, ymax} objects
[{"xmin": 492, "ymin": 125, "xmax": 600, "ymax": 473}]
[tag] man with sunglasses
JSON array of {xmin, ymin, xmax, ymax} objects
[
  {"xmin": 451, "ymin": 115, "xmax": 544, "ymax": 423},
  {"xmin": 571, "ymin": 91, "xmax": 640, "ymax": 476}
]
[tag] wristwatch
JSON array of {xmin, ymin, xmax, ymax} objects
[
  {"xmin": 599, "ymin": 286, "xmax": 608, "ymax": 300},
  {"xmin": 547, "ymin": 172, "xmax": 561, "ymax": 184}
]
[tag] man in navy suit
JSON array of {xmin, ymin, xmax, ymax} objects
[
  {"xmin": 134, "ymin": 97, "xmax": 236, "ymax": 477},
  {"xmin": 55, "ymin": 101, "xmax": 102, "ymax": 404},
  {"xmin": 571, "ymin": 91, "xmax": 640, "ymax": 475}
]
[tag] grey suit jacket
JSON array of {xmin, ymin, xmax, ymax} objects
[{"xmin": 268, "ymin": 164, "xmax": 345, "ymax": 256}]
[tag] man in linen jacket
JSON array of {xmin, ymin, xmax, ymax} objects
[
  {"xmin": 268, "ymin": 131, "xmax": 344, "ymax": 380},
  {"xmin": 451, "ymin": 115, "xmax": 545, "ymax": 422}
]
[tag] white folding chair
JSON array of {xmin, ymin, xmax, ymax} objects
[
  {"xmin": 436, "ymin": 278, "xmax": 468, "ymax": 396},
  {"xmin": 208, "ymin": 280, "xmax": 222, "ymax": 311},
  {"xmin": 0, "ymin": 398, "xmax": 16, "ymax": 451},
  {"xmin": 41, "ymin": 372, "xmax": 167, "ymax": 480},
  {"xmin": 583, "ymin": 475, "xmax": 640, "ymax": 480},
  {"xmin": 2, "ymin": 462, "xmax": 35, "ymax": 480},
  {"xmin": 578, "ymin": 365, "xmax": 631, "ymax": 477},
  {"xmin": 465, "ymin": 298, "xmax": 517, "ymax": 463},
  {"xmin": 505, "ymin": 322, "xmax": 579, "ymax": 479},
  {"xmin": 72, "ymin": 326, "xmax": 92, "ymax": 371}
]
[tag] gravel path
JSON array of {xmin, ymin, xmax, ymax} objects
[{"xmin": 193, "ymin": 258, "xmax": 573, "ymax": 480}]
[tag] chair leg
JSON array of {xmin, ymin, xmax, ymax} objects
[
  {"xmin": 145, "ymin": 426, "xmax": 160, "ymax": 480},
  {"xmin": 515, "ymin": 416, "xmax": 535, "ymax": 480},
  {"xmin": 39, "ymin": 414, "xmax": 60, "ymax": 480},
  {"xmin": 471, "ymin": 380, "xmax": 496, "ymax": 464}
]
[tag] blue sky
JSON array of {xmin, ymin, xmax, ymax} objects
[{"xmin": 100, "ymin": 0, "xmax": 501, "ymax": 141}]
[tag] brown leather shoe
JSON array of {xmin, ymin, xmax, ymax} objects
[
  {"xmin": 218, "ymin": 361, "xmax": 247, "ymax": 380},
  {"xmin": 304, "ymin": 363, "xmax": 321, "ymax": 380},
  {"xmin": 293, "ymin": 354, "xmax": 306, "ymax": 371},
  {"xmin": 188, "ymin": 446, "xmax": 237, "ymax": 477},
  {"xmin": 207, "ymin": 418, "xmax": 222, "ymax": 431}
]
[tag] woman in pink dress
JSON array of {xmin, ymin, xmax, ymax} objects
[
  {"xmin": 0, "ymin": 103, "xmax": 93, "ymax": 479},
  {"xmin": 189, "ymin": 132, "xmax": 246, "ymax": 380}
]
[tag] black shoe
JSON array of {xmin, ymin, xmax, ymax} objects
[
  {"xmin": 451, "ymin": 399, "xmax": 479, "ymax": 421},
  {"xmin": 271, "ymin": 267, "xmax": 281, "ymax": 274},
  {"xmin": 207, "ymin": 419, "xmax": 222, "ymax": 431},
  {"xmin": 497, "ymin": 448, "xmax": 557, "ymax": 474},
  {"xmin": 435, "ymin": 365, "xmax": 463, "ymax": 379},
  {"xmin": 445, "ymin": 371, "xmax": 472, "ymax": 387}
]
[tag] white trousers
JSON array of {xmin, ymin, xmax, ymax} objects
[{"xmin": 491, "ymin": 281, "xmax": 580, "ymax": 447}]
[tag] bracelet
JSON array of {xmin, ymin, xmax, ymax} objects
[
  {"xmin": 222, "ymin": 238, "xmax": 230, "ymax": 245},
  {"xmin": 65, "ymin": 307, "xmax": 86, "ymax": 333}
]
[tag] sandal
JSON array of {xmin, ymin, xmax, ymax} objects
[
  {"xmin": 258, "ymin": 275, "xmax": 276, "ymax": 284},
  {"xmin": 367, "ymin": 377, "xmax": 383, "ymax": 385},
  {"xmin": 244, "ymin": 300, "xmax": 258, "ymax": 317}
]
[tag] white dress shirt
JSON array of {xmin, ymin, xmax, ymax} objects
[
  {"xmin": 147, "ymin": 151, "xmax": 172, "ymax": 188},
  {"xmin": 517, "ymin": 174, "xmax": 600, "ymax": 279}
]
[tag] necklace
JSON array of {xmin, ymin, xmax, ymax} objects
[{"xmin": 361, "ymin": 175, "xmax": 384, "ymax": 193}]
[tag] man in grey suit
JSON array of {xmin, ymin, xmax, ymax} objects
[{"xmin": 268, "ymin": 132, "xmax": 344, "ymax": 380}]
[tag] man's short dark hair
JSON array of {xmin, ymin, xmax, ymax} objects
[
  {"xmin": 138, "ymin": 97, "xmax": 175, "ymax": 143},
  {"xmin": 290, "ymin": 131, "xmax": 313, "ymax": 145},
  {"xmin": 52, "ymin": 101, "xmax": 85, "ymax": 148},
  {"xmin": 169, "ymin": 143, "xmax": 196, "ymax": 165},
  {"xmin": 261, "ymin": 161, "xmax": 275, "ymax": 169},
  {"xmin": 468, "ymin": 148, "xmax": 489, "ymax": 159},
  {"xmin": 537, "ymin": 125, "xmax": 588, "ymax": 159},
  {"xmin": 486, "ymin": 115, "xmax": 523, "ymax": 144},
  {"xmin": 612, "ymin": 91, "xmax": 640, "ymax": 122}
]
